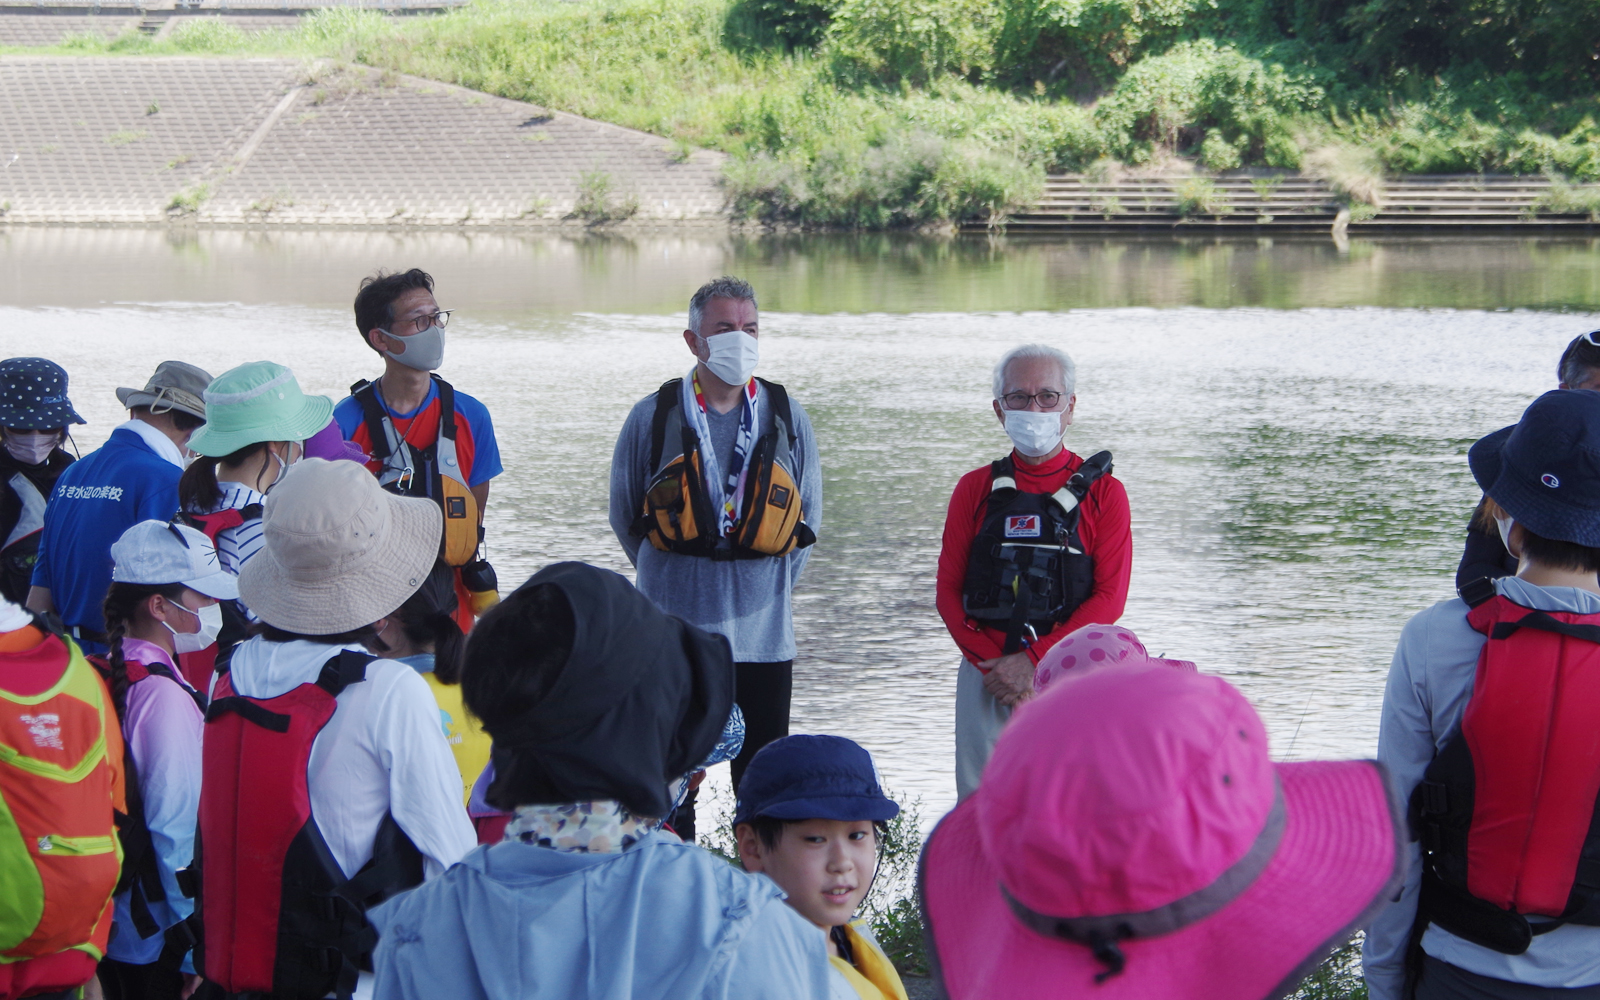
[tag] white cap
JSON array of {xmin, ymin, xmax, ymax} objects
[{"xmin": 110, "ymin": 520, "xmax": 240, "ymax": 601}]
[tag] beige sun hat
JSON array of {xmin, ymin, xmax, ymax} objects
[{"xmin": 239, "ymin": 457, "xmax": 442, "ymax": 634}]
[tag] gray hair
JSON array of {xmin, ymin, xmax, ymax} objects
[
  {"xmin": 687, "ymin": 276, "xmax": 758, "ymax": 337},
  {"xmin": 993, "ymin": 344, "xmax": 1076, "ymax": 400}
]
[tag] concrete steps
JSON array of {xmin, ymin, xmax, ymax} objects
[{"xmin": 1004, "ymin": 174, "xmax": 1600, "ymax": 230}]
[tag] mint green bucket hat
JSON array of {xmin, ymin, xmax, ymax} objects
[{"xmin": 187, "ymin": 361, "xmax": 334, "ymax": 458}]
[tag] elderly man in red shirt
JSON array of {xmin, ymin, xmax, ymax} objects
[{"xmin": 937, "ymin": 343, "xmax": 1133, "ymax": 799}]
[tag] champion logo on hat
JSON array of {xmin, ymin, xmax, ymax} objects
[
  {"xmin": 1543, "ymin": 473, "xmax": 1562, "ymax": 488},
  {"xmin": 1005, "ymin": 515, "xmax": 1042, "ymax": 538}
]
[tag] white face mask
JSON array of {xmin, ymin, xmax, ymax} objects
[
  {"xmin": 1003, "ymin": 408, "xmax": 1066, "ymax": 458},
  {"xmin": 699, "ymin": 331, "xmax": 759, "ymax": 386},
  {"xmin": 1496, "ymin": 515, "xmax": 1516, "ymax": 556},
  {"xmin": 382, "ymin": 324, "xmax": 446, "ymax": 372},
  {"xmin": 5, "ymin": 430, "xmax": 60, "ymax": 466},
  {"xmin": 164, "ymin": 600, "xmax": 223, "ymax": 654}
]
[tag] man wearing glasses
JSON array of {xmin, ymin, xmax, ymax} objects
[
  {"xmin": 936, "ymin": 344, "xmax": 1132, "ymax": 799},
  {"xmin": 335, "ymin": 268, "xmax": 502, "ymax": 634}
]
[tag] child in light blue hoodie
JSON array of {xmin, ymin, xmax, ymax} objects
[{"xmin": 369, "ymin": 562, "xmax": 832, "ymax": 1000}]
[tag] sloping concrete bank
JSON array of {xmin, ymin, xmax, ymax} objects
[{"xmin": 0, "ymin": 56, "xmax": 728, "ymax": 227}]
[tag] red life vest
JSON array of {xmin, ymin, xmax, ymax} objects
[
  {"xmin": 196, "ymin": 650, "xmax": 423, "ymax": 1000},
  {"xmin": 1412, "ymin": 580, "xmax": 1600, "ymax": 955}
]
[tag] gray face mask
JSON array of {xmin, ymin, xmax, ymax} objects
[{"xmin": 381, "ymin": 324, "xmax": 446, "ymax": 372}]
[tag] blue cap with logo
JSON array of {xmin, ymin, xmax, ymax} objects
[
  {"xmin": 1469, "ymin": 389, "xmax": 1600, "ymax": 547},
  {"xmin": 0, "ymin": 358, "xmax": 85, "ymax": 430},
  {"xmin": 733, "ymin": 734, "xmax": 899, "ymax": 827}
]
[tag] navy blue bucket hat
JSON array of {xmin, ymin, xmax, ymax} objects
[
  {"xmin": 1469, "ymin": 389, "xmax": 1600, "ymax": 547},
  {"xmin": 0, "ymin": 358, "xmax": 85, "ymax": 430},
  {"xmin": 733, "ymin": 734, "xmax": 899, "ymax": 827}
]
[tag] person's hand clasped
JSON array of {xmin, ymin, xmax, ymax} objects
[{"xmin": 979, "ymin": 651, "xmax": 1035, "ymax": 707}]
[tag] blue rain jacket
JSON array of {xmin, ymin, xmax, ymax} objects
[{"xmin": 369, "ymin": 831, "xmax": 832, "ymax": 1000}]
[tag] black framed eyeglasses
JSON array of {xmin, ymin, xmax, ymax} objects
[
  {"xmin": 1000, "ymin": 390, "xmax": 1065, "ymax": 410},
  {"xmin": 401, "ymin": 310, "xmax": 452, "ymax": 335}
]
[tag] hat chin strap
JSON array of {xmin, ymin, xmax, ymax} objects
[{"xmin": 1000, "ymin": 779, "xmax": 1286, "ymax": 980}]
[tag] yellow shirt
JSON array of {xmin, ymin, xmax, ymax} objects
[
  {"xmin": 829, "ymin": 921, "xmax": 909, "ymax": 1000},
  {"xmin": 424, "ymin": 672, "xmax": 492, "ymax": 805}
]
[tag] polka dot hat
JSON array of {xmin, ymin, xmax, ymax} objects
[
  {"xmin": 1033, "ymin": 623, "xmax": 1196, "ymax": 695},
  {"xmin": 0, "ymin": 358, "xmax": 86, "ymax": 431}
]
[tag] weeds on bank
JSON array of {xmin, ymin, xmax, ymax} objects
[{"xmin": 23, "ymin": 0, "xmax": 1600, "ymax": 227}]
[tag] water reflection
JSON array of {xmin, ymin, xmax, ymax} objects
[{"xmin": 4, "ymin": 228, "xmax": 1598, "ymax": 824}]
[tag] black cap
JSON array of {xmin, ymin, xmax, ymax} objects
[
  {"xmin": 733, "ymin": 734, "xmax": 899, "ymax": 827},
  {"xmin": 0, "ymin": 358, "xmax": 85, "ymax": 430}
]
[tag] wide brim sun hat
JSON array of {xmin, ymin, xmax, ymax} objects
[
  {"xmin": 186, "ymin": 361, "xmax": 334, "ymax": 457},
  {"xmin": 920, "ymin": 662, "xmax": 1405, "ymax": 1000},
  {"xmin": 238, "ymin": 457, "xmax": 441, "ymax": 634},
  {"xmin": 1033, "ymin": 623, "xmax": 1195, "ymax": 695},
  {"xmin": 116, "ymin": 360, "xmax": 211, "ymax": 420},
  {"xmin": 0, "ymin": 358, "xmax": 86, "ymax": 429},
  {"xmin": 1467, "ymin": 390, "xmax": 1600, "ymax": 547}
]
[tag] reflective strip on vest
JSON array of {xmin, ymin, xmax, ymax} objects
[{"xmin": 3, "ymin": 474, "xmax": 45, "ymax": 552}]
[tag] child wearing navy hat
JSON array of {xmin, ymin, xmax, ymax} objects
[{"xmin": 735, "ymin": 735, "xmax": 909, "ymax": 1000}]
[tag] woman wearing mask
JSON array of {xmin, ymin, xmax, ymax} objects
[
  {"xmin": 0, "ymin": 357, "xmax": 85, "ymax": 605},
  {"xmin": 93, "ymin": 519, "xmax": 238, "ymax": 1000},
  {"xmin": 176, "ymin": 362, "xmax": 331, "ymax": 684},
  {"xmin": 178, "ymin": 362, "xmax": 332, "ymax": 577}
]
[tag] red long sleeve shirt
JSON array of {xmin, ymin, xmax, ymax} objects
[{"xmin": 936, "ymin": 447, "xmax": 1133, "ymax": 670}]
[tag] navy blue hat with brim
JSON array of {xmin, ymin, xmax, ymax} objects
[
  {"xmin": 0, "ymin": 358, "xmax": 85, "ymax": 430},
  {"xmin": 1470, "ymin": 390, "xmax": 1600, "ymax": 547},
  {"xmin": 733, "ymin": 734, "xmax": 899, "ymax": 827}
]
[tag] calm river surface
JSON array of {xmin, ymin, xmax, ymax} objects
[{"xmin": 8, "ymin": 227, "xmax": 1600, "ymax": 827}]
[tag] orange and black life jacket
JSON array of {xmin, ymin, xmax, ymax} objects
[
  {"xmin": 630, "ymin": 377, "xmax": 815, "ymax": 561},
  {"xmin": 1412, "ymin": 577, "xmax": 1600, "ymax": 955},
  {"xmin": 196, "ymin": 650, "xmax": 423, "ymax": 1000}
]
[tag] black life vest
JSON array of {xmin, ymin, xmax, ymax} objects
[
  {"xmin": 88, "ymin": 655, "xmax": 206, "ymax": 946},
  {"xmin": 961, "ymin": 451, "xmax": 1112, "ymax": 654},
  {"xmin": 1410, "ymin": 577, "xmax": 1600, "ymax": 956},
  {"xmin": 1, "ymin": 470, "xmax": 51, "ymax": 605},
  {"xmin": 629, "ymin": 377, "xmax": 816, "ymax": 561},
  {"xmin": 350, "ymin": 377, "xmax": 480, "ymax": 567},
  {"xmin": 196, "ymin": 650, "xmax": 424, "ymax": 999}
]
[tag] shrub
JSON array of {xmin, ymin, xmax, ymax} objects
[
  {"xmin": 1093, "ymin": 40, "xmax": 1322, "ymax": 165},
  {"xmin": 1173, "ymin": 176, "xmax": 1229, "ymax": 215},
  {"xmin": 166, "ymin": 18, "xmax": 249, "ymax": 53},
  {"xmin": 992, "ymin": 0, "xmax": 1202, "ymax": 93},
  {"xmin": 725, "ymin": 0, "xmax": 836, "ymax": 49},
  {"xmin": 824, "ymin": 0, "xmax": 995, "ymax": 86}
]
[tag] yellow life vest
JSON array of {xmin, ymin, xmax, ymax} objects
[
  {"xmin": 423, "ymin": 674, "xmax": 492, "ymax": 806},
  {"xmin": 630, "ymin": 377, "xmax": 816, "ymax": 560},
  {"xmin": 829, "ymin": 921, "xmax": 909, "ymax": 1000}
]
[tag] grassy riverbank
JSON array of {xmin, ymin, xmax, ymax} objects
[{"xmin": 22, "ymin": 0, "xmax": 1600, "ymax": 227}]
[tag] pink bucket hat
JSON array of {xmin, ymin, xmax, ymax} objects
[
  {"xmin": 920, "ymin": 663, "xmax": 1404, "ymax": 1000},
  {"xmin": 1034, "ymin": 623, "xmax": 1195, "ymax": 694}
]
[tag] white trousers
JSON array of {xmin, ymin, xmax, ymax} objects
[{"xmin": 955, "ymin": 658, "xmax": 1013, "ymax": 800}]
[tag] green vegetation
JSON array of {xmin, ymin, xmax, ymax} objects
[{"xmin": 20, "ymin": 0, "xmax": 1600, "ymax": 227}]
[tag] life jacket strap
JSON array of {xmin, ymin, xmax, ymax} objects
[
  {"xmin": 1490, "ymin": 609, "xmax": 1600, "ymax": 645},
  {"xmin": 1459, "ymin": 576, "xmax": 1499, "ymax": 608}
]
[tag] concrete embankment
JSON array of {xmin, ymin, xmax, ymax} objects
[{"xmin": 0, "ymin": 56, "xmax": 726, "ymax": 227}]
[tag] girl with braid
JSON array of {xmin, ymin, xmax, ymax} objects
[{"xmin": 92, "ymin": 520, "xmax": 237, "ymax": 1000}]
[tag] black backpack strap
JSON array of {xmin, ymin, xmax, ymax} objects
[
  {"xmin": 351, "ymin": 381, "xmax": 394, "ymax": 462},
  {"xmin": 434, "ymin": 376, "xmax": 458, "ymax": 442},
  {"xmin": 140, "ymin": 657, "xmax": 208, "ymax": 714},
  {"xmin": 648, "ymin": 379, "xmax": 684, "ymax": 473},
  {"xmin": 205, "ymin": 697, "xmax": 290, "ymax": 732},
  {"xmin": 238, "ymin": 502, "xmax": 263, "ymax": 521},
  {"xmin": 755, "ymin": 378, "xmax": 797, "ymax": 448},
  {"xmin": 1459, "ymin": 576, "xmax": 1499, "ymax": 609},
  {"xmin": 317, "ymin": 650, "xmax": 377, "ymax": 698},
  {"xmin": 338, "ymin": 813, "xmax": 426, "ymax": 910},
  {"xmin": 1489, "ymin": 609, "xmax": 1600, "ymax": 645},
  {"xmin": 1066, "ymin": 450, "xmax": 1114, "ymax": 501}
]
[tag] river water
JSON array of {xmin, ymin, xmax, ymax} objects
[{"xmin": 7, "ymin": 227, "xmax": 1599, "ymax": 828}]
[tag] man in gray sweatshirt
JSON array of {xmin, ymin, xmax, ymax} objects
[{"xmin": 608, "ymin": 276, "xmax": 822, "ymax": 840}]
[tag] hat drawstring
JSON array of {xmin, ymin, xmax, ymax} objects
[{"xmin": 1087, "ymin": 930, "xmax": 1128, "ymax": 983}]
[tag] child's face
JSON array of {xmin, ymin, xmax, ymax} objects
[{"xmin": 737, "ymin": 819, "xmax": 878, "ymax": 929}]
